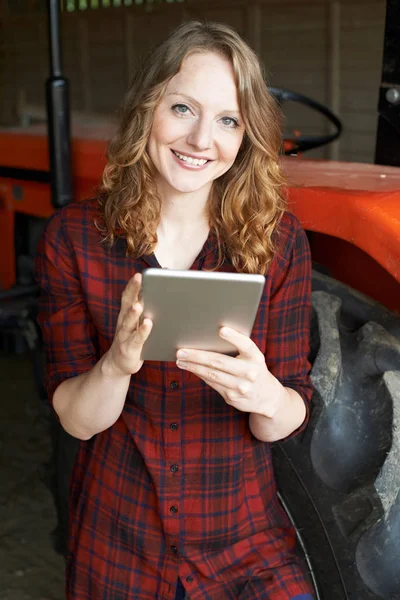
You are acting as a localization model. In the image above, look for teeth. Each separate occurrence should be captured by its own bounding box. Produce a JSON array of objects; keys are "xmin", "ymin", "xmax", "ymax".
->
[{"xmin": 174, "ymin": 151, "xmax": 208, "ymax": 166}]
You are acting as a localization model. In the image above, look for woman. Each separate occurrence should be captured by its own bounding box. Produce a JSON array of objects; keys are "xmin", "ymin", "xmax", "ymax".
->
[{"xmin": 35, "ymin": 20, "xmax": 314, "ymax": 600}]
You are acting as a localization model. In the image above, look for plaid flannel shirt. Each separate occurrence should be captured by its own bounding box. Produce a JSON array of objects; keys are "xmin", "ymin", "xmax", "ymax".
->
[{"xmin": 35, "ymin": 198, "xmax": 314, "ymax": 600}]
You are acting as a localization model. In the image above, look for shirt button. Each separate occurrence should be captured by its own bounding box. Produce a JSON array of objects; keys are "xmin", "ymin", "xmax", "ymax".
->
[
  {"xmin": 170, "ymin": 422, "xmax": 178, "ymax": 431},
  {"xmin": 170, "ymin": 381, "xmax": 179, "ymax": 390},
  {"xmin": 186, "ymin": 576, "xmax": 194, "ymax": 583},
  {"xmin": 170, "ymin": 464, "xmax": 179, "ymax": 473},
  {"xmin": 170, "ymin": 545, "xmax": 178, "ymax": 554},
  {"xmin": 170, "ymin": 505, "xmax": 178, "ymax": 514}
]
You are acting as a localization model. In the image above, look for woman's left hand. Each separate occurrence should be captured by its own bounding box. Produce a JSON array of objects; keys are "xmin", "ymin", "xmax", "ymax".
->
[{"xmin": 176, "ymin": 327, "xmax": 284, "ymax": 418}]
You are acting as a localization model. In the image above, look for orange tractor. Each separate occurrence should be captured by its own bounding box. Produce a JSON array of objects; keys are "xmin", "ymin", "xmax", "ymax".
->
[{"xmin": 0, "ymin": 1, "xmax": 399, "ymax": 599}]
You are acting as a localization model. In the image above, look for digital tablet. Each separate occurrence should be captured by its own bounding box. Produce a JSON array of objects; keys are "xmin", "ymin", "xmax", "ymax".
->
[{"xmin": 140, "ymin": 268, "xmax": 265, "ymax": 361}]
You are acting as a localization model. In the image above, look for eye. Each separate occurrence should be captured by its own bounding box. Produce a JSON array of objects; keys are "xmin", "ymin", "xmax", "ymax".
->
[
  {"xmin": 172, "ymin": 103, "xmax": 192, "ymax": 116},
  {"xmin": 220, "ymin": 116, "xmax": 239, "ymax": 129}
]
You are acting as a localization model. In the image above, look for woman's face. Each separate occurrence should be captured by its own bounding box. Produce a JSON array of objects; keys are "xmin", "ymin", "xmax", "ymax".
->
[{"xmin": 147, "ymin": 51, "xmax": 245, "ymax": 197}]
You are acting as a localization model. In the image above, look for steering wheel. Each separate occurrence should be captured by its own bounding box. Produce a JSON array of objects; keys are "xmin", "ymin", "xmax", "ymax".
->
[{"xmin": 268, "ymin": 87, "xmax": 343, "ymax": 155}]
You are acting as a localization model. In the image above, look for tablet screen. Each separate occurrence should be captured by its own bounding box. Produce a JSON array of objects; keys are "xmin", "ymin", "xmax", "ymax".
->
[{"xmin": 140, "ymin": 269, "xmax": 265, "ymax": 361}]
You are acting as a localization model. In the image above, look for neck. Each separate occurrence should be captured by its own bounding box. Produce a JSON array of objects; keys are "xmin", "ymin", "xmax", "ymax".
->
[{"xmin": 156, "ymin": 177, "xmax": 212, "ymax": 232}]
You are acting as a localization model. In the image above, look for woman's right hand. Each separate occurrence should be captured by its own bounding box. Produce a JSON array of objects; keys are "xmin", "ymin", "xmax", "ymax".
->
[{"xmin": 105, "ymin": 273, "xmax": 153, "ymax": 377}]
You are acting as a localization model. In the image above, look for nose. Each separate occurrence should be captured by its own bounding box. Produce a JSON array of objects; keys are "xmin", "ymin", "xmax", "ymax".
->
[{"xmin": 186, "ymin": 116, "xmax": 213, "ymax": 151}]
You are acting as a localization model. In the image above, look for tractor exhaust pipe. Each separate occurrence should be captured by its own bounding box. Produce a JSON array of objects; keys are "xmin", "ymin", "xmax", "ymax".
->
[{"xmin": 46, "ymin": 0, "xmax": 73, "ymax": 208}]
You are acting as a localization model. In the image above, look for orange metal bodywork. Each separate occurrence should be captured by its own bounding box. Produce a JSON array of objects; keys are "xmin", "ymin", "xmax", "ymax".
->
[
  {"xmin": 0, "ymin": 124, "xmax": 399, "ymax": 312},
  {"xmin": 284, "ymin": 159, "xmax": 400, "ymax": 312}
]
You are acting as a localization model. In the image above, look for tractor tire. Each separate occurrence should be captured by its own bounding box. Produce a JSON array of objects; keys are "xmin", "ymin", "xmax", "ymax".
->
[{"xmin": 273, "ymin": 270, "xmax": 400, "ymax": 600}]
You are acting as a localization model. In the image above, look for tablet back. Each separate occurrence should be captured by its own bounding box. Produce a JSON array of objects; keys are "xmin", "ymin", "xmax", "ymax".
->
[{"xmin": 140, "ymin": 269, "xmax": 265, "ymax": 361}]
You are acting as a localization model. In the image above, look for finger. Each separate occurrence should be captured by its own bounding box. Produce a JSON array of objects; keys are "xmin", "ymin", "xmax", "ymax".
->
[
  {"xmin": 187, "ymin": 371, "xmax": 230, "ymax": 398},
  {"xmin": 176, "ymin": 349, "xmax": 257, "ymax": 382},
  {"xmin": 176, "ymin": 359, "xmax": 252, "ymax": 395},
  {"xmin": 200, "ymin": 378, "xmax": 227, "ymax": 397},
  {"xmin": 120, "ymin": 274, "xmax": 142, "ymax": 311},
  {"xmin": 119, "ymin": 302, "xmax": 143, "ymax": 335},
  {"xmin": 128, "ymin": 317, "xmax": 153, "ymax": 349},
  {"xmin": 219, "ymin": 327, "xmax": 261, "ymax": 360},
  {"xmin": 198, "ymin": 377, "xmax": 246, "ymax": 407},
  {"xmin": 117, "ymin": 274, "xmax": 142, "ymax": 327}
]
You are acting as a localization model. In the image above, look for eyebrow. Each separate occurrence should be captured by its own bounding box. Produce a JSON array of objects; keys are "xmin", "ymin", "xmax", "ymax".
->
[{"xmin": 167, "ymin": 91, "xmax": 241, "ymax": 116}]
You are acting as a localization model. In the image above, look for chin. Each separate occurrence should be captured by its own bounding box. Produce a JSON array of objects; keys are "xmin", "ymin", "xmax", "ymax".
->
[
  {"xmin": 167, "ymin": 177, "xmax": 210, "ymax": 194},
  {"xmin": 177, "ymin": 184, "xmax": 207, "ymax": 193}
]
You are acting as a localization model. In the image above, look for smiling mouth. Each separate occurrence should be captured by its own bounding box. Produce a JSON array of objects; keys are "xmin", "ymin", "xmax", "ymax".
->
[{"xmin": 172, "ymin": 150, "xmax": 210, "ymax": 167}]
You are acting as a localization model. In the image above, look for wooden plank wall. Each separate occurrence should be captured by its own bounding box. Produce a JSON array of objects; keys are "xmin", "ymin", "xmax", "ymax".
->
[
  {"xmin": 340, "ymin": 2, "xmax": 386, "ymax": 162},
  {"xmin": 0, "ymin": 0, "xmax": 386, "ymax": 163}
]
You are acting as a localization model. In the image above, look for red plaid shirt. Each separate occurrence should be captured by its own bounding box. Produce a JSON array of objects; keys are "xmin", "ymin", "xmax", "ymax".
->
[{"xmin": 35, "ymin": 198, "xmax": 314, "ymax": 600}]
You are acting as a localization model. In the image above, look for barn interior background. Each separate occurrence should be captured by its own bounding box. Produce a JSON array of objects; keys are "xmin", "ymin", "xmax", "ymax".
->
[{"xmin": 0, "ymin": 0, "xmax": 386, "ymax": 163}]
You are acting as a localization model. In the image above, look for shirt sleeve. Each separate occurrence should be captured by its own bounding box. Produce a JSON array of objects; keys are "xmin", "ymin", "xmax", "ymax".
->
[
  {"xmin": 34, "ymin": 209, "xmax": 99, "ymax": 404},
  {"xmin": 265, "ymin": 218, "xmax": 313, "ymax": 440}
]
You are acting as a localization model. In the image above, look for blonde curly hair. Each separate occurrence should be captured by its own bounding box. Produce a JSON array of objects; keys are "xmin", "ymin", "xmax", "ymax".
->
[{"xmin": 100, "ymin": 20, "xmax": 286, "ymax": 274}]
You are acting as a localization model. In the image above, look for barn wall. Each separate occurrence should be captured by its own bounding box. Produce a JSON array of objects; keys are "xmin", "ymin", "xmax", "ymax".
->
[{"xmin": 0, "ymin": 0, "xmax": 386, "ymax": 163}]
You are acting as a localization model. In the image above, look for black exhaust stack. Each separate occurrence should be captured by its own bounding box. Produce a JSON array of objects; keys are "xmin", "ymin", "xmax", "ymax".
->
[
  {"xmin": 375, "ymin": 0, "xmax": 400, "ymax": 166},
  {"xmin": 46, "ymin": 0, "xmax": 73, "ymax": 208}
]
